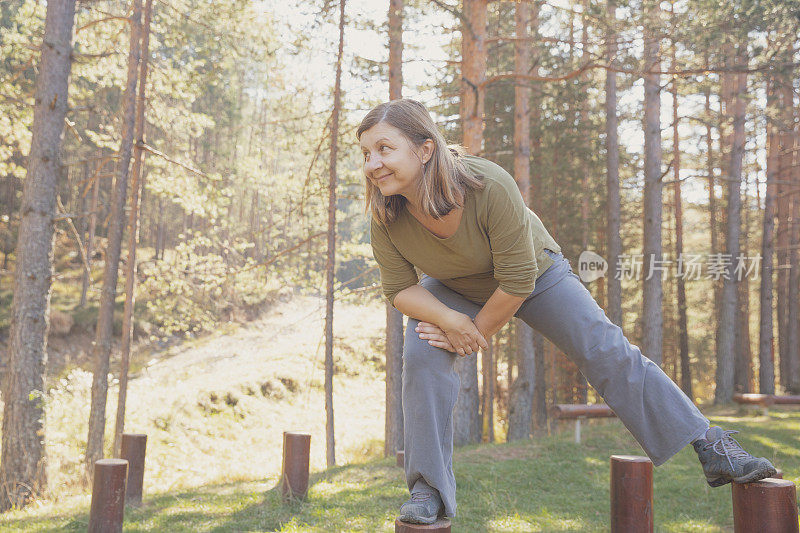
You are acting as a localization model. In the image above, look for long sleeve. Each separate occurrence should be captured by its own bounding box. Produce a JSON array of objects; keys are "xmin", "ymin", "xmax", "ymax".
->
[
  {"xmin": 370, "ymin": 216, "xmax": 419, "ymax": 307},
  {"xmin": 483, "ymin": 173, "xmax": 539, "ymax": 297}
]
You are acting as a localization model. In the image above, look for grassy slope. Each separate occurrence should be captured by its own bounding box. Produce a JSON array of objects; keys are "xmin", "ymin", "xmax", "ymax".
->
[{"xmin": 3, "ymin": 408, "xmax": 799, "ymax": 532}]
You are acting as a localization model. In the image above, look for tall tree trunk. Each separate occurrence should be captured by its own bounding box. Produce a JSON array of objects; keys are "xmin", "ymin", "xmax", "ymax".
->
[
  {"xmin": 324, "ymin": 0, "xmax": 346, "ymax": 467},
  {"xmin": 669, "ymin": 3, "xmax": 691, "ymax": 397},
  {"xmin": 460, "ymin": 0, "xmax": 487, "ymax": 155},
  {"xmin": 454, "ymin": 0, "xmax": 486, "ymax": 445},
  {"xmin": 481, "ymin": 341, "xmax": 494, "ymax": 442},
  {"xmin": 642, "ymin": 4, "xmax": 663, "ymax": 366},
  {"xmin": 0, "ymin": 0, "xmax": 76, "ymax": 511},
  {"xmin": 533, "ymin": 332, "xmax": 547, "ymax": 434},
  {"xmin": 507, "ymin": 0, "xmax": 535, "ymax": 442},
  {"xmin": 508, "ymin": 319, "xmax": 534, "ymax": 440},
  {"xmin": 705, "ymin": 57, "xmax": 721, "ymax": 361},
  {"xmin": 574, "ymin": 0, "xmax": 590, "ymax": 403},
  {"xmin": 113, "ymin": 0, "xmax": 153, "ymax": 458},
  {"xmin": 80, "ymin": 152, "xmax": 101, "ymax": 308},
  {"xmin": 776, "ymin": 74, "xmax": 792, "ymax": 392},
  {"xmin": 384, "ymin": 0, "xmax": 404, "ymax": 459},
  {"xmin": 86, "ymin": 0, "xmax": 143, "ymax": 473},
  {"xmin": 759, "ymin": 70, "xmax": 778, "ymax": 395},
  {"xmin": 786, "ymin": 91, "xmax": 800, "ymax": 393},
  {"xmin": 525, "ymin": 0, "xmax": 548, "ymax": 435},
  {"xmin": 605, "ymin": 0, "xmax": 622, "ymax": 327},
  {"xmin": 715, "ymin": 40, "xmax": 748, "ymax": 404},
  {"xmin": 453, "ymin": 355, "xmax": 481, "ymax": 445},
  {"xmin": 735, "ymin": 171, "xmax": 753, "ymax": 393}
]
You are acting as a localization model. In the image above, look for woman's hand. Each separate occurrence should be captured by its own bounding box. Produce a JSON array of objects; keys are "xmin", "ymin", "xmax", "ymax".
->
[
  {"xmin": 416, "ymin": 322, "xmax": 456, "ymax": 352},
  {"xmin": 418, "ymin": 311, "xmax": 489, "ymax": 357}
]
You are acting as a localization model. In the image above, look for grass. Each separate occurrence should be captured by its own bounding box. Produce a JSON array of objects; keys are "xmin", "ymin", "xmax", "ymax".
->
[{"xmin": 3, "ymin": 407, "xmax": 799, "ymax": 532}]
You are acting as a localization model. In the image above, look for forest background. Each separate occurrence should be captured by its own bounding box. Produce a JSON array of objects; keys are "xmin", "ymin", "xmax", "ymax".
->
[{"xmin": 1, "ymin": 0, "xmax": 799, "ymax": 514}]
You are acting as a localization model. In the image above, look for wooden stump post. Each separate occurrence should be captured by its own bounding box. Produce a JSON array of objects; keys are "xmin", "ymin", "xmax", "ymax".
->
[
  {"xmin": 397, "ymin": 450, "xmax": 405, "ymax": 468},
  {"xmin": 88, "ymin": 459, "xmax": 128, "ymax": 533},
  {"xmin": 395, "ymin": 518, "xmax": 451, "ymax": 532},
  {"xmin": 120, "ymin": 433, "xmax": 147, "ymax": 506},
  {"xmin": 732, "ymin": 478, "xmax": 798, "ymax": 533},
  {"xmin": 610, "ymin": 455, "xmax": 653, "ymax": 533},
  {"xmin": 281, "ymin": 431, "xmax": 311, "ymax": 502}
]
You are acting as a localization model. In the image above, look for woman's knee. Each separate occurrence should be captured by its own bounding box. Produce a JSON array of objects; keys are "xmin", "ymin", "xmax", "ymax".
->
[
  {"xmin": 579, "ymin": 321, "xmax": 653, "ymax": 397},
  {"xmin": 403, "ymin": 318, "xmax": 454, "ymax": 376}
]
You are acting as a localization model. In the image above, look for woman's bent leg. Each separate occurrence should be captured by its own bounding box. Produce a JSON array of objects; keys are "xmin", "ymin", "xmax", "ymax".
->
[
  {"xmin": 402, "ymin": 275, "xmax": 481, "ymax": 519},
  {"xmin": 514, "ymin": 268, "xmax": 710, "ymax": 466}
]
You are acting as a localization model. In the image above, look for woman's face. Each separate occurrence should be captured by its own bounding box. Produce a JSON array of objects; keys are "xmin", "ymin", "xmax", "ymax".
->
[{"xmin": 359, "ymin": 122, "xmax": 431, "ymax": 200}]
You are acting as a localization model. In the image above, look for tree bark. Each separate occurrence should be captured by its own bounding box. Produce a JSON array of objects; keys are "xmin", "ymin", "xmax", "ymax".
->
[
  {"xmin": 453, "ymin": 355, "xmax": 481, "ymax": 445},
  {"xmin": 113, "ymin": 0, "xmax": 153, "ymax": 458},
  {"xmin": 533, "ymin": 332, "xmax": 547, "ymax": 434},
  {"xmin": 508, "ymin": 319, "xmax": 535, "ymax": 441},
  {"xmin": 460, "ymin": 0, "xmax": 487, "ymax": 155},
  {"xmin": 785, "ymin": 84, "xmax": 800, "ymax": 393},
  {"xmin": 759, "ymin": 71, "xmax": 778, "ymax": 395},
  {"xmin": 776, "ymin": 75, "xmax": 791, "ymax": 392},
  {"xmin": 605, "ymin": 0, "xmax": 622, "ymax": 327},
  {"xmin": 453, "ymin": 0, "xmax": 486, "ymax": 445},
  {"xmin": 575, "ymin": 0, "xmax": 590, "ymax": 403},
  {"xmin": 80, "ymin": 152, "xmax": 101, "ymax": 308},
  {"xmin": 705, "ymin": 56, "xmax": 721, "ymax": 362},
  {"xmin": 384, "ymin": 0, "xmax": 404, "ymax": 459},
  {"xmin": 0, "ymin": 0, "xmax": 76, "ymax": 511},
  {"xmin": 734, "ymin": 172, "xmax": 753, "ymax": 393},
  {"xmin": 480, "ymin": 340, "xmax": 494, "ymax": 442},
  {"xmin": 715, "ymin": 40, "xmax": 747, "ymax": 404},
  {"xmin": 507, "ymin": 0, "xmax": 535, "ymax": 443},
  {"xmin": 642, "ymin": 3, "xmax": 663, "ymax": 366},
  {"xmin": 669, "ymin": 3, "xmax": 691, "ymax": 397},
  {"xmin": 324, "ymin": 0, "xmax": 346, "ymax": 467},
  {"xmin": 86, "ymin": 0, "xmax": 142, "ymax": 474}
]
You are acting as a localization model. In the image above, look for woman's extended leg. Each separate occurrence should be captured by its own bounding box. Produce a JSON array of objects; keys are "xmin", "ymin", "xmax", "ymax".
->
[
  {"xmin": 401, "ymin": 275, "xmax": 481, "ymax": 519},
  {"xmin": 514, "ymin": 253, "xmax": 710, "ymax": 466}
]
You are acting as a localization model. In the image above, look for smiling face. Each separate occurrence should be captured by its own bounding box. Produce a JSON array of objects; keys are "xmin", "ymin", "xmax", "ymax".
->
[{"xmin": 359, "ymin": 121, "xmax": 433, "ymax": 202}]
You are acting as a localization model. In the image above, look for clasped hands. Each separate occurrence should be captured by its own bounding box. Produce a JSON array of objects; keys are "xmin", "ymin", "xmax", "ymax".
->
[{"xmin": 415, "ymin": 310, "xmax": 489, "ymax": 357}]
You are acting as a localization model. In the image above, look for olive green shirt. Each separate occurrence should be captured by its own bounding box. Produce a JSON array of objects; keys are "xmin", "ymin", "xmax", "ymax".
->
[{"xmin": 370, "ymin": 154, "xmax": 562, "ymax": 307}]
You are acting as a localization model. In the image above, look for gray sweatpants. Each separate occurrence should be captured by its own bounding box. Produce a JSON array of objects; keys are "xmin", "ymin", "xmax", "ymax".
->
[{"xmin": 401, "ymin": 249, "xmax": 710, "ymax": 518}]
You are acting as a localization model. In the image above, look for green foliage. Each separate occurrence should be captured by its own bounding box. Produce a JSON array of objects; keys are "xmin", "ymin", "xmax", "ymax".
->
[{"xmin": 139, "ymin": 233, "xmax": 281, "ymax": 335}]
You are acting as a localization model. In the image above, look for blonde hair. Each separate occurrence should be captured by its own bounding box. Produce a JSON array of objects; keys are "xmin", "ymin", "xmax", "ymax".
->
[{"xmin": 356, "ymin": 98, "xmax": 484, "ymax": 225}]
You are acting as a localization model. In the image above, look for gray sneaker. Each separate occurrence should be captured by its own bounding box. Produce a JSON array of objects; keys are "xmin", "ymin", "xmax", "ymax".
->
[
  {"xmin": 693, "ymin": 426, "xmax": 777, "ymax": 487},
  {"xmin": 398, "ymin": 489, "xmax": 444, "ymax": 525}
]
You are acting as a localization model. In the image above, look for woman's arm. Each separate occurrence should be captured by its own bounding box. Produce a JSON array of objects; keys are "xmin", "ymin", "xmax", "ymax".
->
[
  {"xmin": 418, "ymin": 286, "xmax": 525, "ymax": 353},
  {"xmin": 394, "ymin": 285, "xmax": 489, "ymax": 356},
  {"xmin": 472, "ymin": 286, "xmax": 526, "ymax": 340}
]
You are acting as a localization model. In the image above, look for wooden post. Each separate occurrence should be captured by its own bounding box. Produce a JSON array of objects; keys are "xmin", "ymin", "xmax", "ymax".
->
[
  {"xmin": 395, "ymin": 518, "xmax": 451, "ymax": 532},
  {"xmin": 120, "ymin": 433, "xmax": 147, "ymax": 506},
  {"xmin": 732, "ymin": 478, "xmax": 798, "ymax": 533},
  {"xmin": 281, "ymin": 431, "xmax": 311, "ymax": 501},
  {"xmin": 610, "ymin": 455, "xmax": 653, "ymax": 533},
  {"xmin": 397, "ymin": 449, "xmax": 405, "ymax": 468},
  {"xmin": 88, "ymin": 459, "xmax": 128, "ymax": 533}
]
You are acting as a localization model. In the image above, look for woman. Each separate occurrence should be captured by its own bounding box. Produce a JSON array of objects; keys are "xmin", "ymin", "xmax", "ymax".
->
[{"xmin": 358, "ymin": 98, "xmax": 776, "ymax": 525}]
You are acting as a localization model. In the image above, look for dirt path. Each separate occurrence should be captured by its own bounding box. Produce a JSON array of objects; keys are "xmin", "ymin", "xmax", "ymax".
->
[{"xmin": 46, "ymin": 294, "xmax": 392, "ymax": 496}]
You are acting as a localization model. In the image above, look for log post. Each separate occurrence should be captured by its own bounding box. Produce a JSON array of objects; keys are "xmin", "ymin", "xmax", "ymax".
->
[
  {"xmin": 610, "ymin": 455, "xmax": 653, "ymax": 533},
  {"xmin": 732, "ymin": 478, "xmax": 798, "ymax": 532},
  {"xmin": 120, "ymin": 433, "xmax": 147, "ymax": 506},
  {"xmin": 281, "ymin": 431, "xmax": 311, "ymax": 501},
  {"xmin": 88, "ymin": 459, "xmax": 128, "ymax": 533}
]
